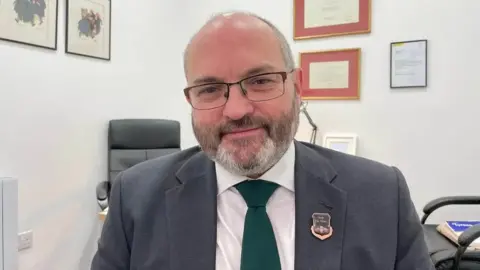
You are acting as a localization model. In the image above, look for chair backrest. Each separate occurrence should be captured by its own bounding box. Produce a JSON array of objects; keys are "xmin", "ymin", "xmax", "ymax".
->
[{"xmin": 108, "ymin": 119, "xmax": 181, "ymax": 185}]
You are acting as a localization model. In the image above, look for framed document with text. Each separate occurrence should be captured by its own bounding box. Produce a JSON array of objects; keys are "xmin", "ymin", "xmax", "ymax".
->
[
  {"xmin": 390, "ymin": 39, "xmax": 427, "ymax": 88},
  {"xmin": 293, "ymin": 0, "xmax": 370, "ymax": 40},
  {"xmin": 299, "ymin": 48, "xmax": 361, "ymax": 100}
]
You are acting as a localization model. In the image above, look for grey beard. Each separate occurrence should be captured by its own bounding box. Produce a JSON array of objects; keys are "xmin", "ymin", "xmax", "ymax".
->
[{"xmin": 193, "ymin": 96, "xmax": 300, "ymax": 177}]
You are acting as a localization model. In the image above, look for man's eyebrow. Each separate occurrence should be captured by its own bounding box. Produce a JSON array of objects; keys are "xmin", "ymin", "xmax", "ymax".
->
[
  {"xmin": 193, "ymin": 76, "xmax": 222, "ymax": 85},
  {"xmin": 240, "ymin": 64, "xmax": 276, "ymax": 78},
  {"xmin": 191, "ymin": 64, "xmax": 277, "ymax": 85}
]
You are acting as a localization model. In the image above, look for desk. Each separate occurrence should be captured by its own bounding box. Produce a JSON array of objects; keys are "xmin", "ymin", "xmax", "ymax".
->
[{"xmin": 98, "ymin": 209, "xmax": 108, "ymax": 221}]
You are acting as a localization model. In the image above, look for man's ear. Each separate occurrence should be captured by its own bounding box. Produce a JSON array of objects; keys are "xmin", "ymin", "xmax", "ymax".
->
[{"xmin": 293, "ymin": 68, "xmax": 303, "ymax": 97}]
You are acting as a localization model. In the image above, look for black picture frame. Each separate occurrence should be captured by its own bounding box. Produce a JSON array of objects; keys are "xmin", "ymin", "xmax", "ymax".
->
[
  {"xmin": 0, "ymin": 0, "xmax": 59, "ymax": 50},
  {"xmin": 65, "ymin": 0, "xmax": 111, "ymax": 60},
  {"xmin": 390, "ymin": 39, "xmax": 428, "ymax": 89}
]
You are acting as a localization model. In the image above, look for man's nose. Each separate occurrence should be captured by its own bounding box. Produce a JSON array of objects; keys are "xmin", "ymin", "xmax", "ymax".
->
[{"xmin": 222, "ymin": 85, "xmax": 254, "ymax": 120}]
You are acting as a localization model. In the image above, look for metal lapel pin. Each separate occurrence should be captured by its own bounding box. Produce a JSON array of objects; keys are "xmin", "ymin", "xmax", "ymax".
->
[{"xmin": 311, "ymin": 212, "xmax": 333, "ymax": 240}]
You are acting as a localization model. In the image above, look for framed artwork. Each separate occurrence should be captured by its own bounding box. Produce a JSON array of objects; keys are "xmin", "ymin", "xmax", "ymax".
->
[
  {"xmin": 299, "ymin": 48, "xmax": 361, "ymax": 100},
  {"xmin": 322, "ymin": 133, "xmax": 357, "ymax": 155},
  {"xmin": 0, "ymin": 0, "xmax": 58, "ymax": 49},
  {"xmin": 293, "ymin": 0, "xmax": 371, "ymax": 40},
  {"xmin": 65, "ymin": 0, "xmax": 111, "ymax": 60},
  {"xmin": 390, "ymin": 39, "xmax": 428, "ymax": 88}
]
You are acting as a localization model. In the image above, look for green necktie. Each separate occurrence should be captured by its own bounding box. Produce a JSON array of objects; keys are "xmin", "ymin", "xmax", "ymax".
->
[{"xmin": 235, "ymin": 180, "xmax": 281, "ymax": 270}]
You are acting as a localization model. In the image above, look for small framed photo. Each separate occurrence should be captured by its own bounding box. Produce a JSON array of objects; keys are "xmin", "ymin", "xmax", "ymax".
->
[
  {"xmin": 390, "ymin": 39, "xmax": 428, "ymax": 88},
  {"xmin": 0, "ymin": 0, "xmax": 58, "ymax": 50},
  {"xmin": 299, "ymin": 48, "xmax": 361, "ymax": 100},
  {"xmin": 322, "ymin": 133, "xmax": 357, "ymax": 155},
  {"xmin": 65, "ymin": 0, "xmax": 111, "ymax": 60}
]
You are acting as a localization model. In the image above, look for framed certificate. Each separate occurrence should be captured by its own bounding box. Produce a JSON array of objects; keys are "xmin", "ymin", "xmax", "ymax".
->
[
  {"xmin": 293, "ymin": 0, "xmax": 371, "ymax": 40},
  {"xmin": 390, "ymin": 39, "xmax": 428, "ymax": 88},
  {"xmin": 299, "ymin": 48, "xmax": 361, "ymax": 100}
]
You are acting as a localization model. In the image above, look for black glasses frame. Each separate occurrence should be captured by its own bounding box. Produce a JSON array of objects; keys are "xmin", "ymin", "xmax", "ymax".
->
[{"xmin": 183, "ymin": 71, "xmax": 293, "ymax": 110}]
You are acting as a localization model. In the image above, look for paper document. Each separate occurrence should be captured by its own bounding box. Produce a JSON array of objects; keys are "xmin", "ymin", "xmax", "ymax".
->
[
  {"xmin": 304, "ymin": 0, "xmax": 360, "ymax": 28},
  {"xmin": 309, "ymin": 61, "xmax": 349, "ymax": 89},
  {"xmin": 391, "ymin": 41, "xmax": 427, "ymax": 87}
]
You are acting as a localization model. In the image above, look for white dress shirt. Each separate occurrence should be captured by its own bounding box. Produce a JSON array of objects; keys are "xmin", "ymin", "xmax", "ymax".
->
[{"xmin": 215, "ymin": 142, "xmax": 296, "ymax": 270}]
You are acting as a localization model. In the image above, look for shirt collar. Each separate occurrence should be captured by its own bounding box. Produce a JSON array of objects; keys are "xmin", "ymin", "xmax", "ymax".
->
[{"xmin": 215, "ymin": 141, "xmax": 296, "ymax": 195}]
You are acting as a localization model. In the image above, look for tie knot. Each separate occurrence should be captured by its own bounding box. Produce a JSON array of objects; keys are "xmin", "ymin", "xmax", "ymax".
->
[{"xmin": 235, "ymin": 180, "xmax": 279, "ymax": 207}]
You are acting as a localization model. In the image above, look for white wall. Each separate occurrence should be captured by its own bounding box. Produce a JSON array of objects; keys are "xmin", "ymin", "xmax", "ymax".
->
[
  {"xmin": 0, "ymin": 0, "xmax": 195, "ymax": 269},
  {"xmin": 0, "ymin": 0, "xmax": 479, "ymax": 269}
]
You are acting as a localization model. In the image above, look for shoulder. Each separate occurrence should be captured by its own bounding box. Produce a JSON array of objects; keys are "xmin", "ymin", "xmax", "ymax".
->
[
  {"xmin": 297, "ymin": 141, "xmax": 411, "ymax": 218},
  {"xmin": 296, "ymin": 141, "xmax": 403, "ymax": 189},
  {"xmin": 115, "ymin": 146, "xmax": 203, "ymax": 203}
]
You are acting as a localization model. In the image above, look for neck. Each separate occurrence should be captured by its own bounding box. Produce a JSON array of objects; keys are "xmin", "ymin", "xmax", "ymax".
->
[
  {"xmin": 246, "ymin": 164, "xmax": 275, "ymax": 179},
  {"xmin": 246, "ymin": 173, "xmax": 263, "ymax": 179}
]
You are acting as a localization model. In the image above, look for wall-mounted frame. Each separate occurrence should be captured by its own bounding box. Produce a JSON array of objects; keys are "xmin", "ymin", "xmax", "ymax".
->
[
  {"xmin": 390, "ymin": 39, "xmax": 428, "ymax": 88},
  {"xmin": 322, "ymin": 133, "xmax": 357, "ymax": 155},
  {"xmin": 0, "ymin": 0, "xmax": 58, "ymax": 50},
  {"xmin": 299, "ymin": 48, "xmax": 361, "ymax": 100},
  {"xmin": 65, "ymin": 0, "xmax": 111, "ymax": 60},
  {"xmin": 293, "ymin": 0, "xmax": 371, "ymax": 40}
]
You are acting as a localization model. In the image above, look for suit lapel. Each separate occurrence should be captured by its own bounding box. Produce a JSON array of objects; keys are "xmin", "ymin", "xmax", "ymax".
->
[
  {"xmin": 293, "ymin": 141, "xmax": 347, "ymax": 270},
  {"xmin": 165, "ymin": 151, "xmax": 217, "ymax": 270}
]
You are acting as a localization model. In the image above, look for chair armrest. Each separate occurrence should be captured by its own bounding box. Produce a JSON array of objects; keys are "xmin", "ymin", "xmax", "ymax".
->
[
  {"xmin": 96, "ymin": 181, "xmax": 111, "ymax": 211},
  {"xmin": 421, "ymin": 196, "xmax": 480, "ymax": 223},
  {"xmin": 452, "ymin": 224, "xmax": 480, "ymax": 270},
  {"xmin": 424, "ymin": 196, "xmax": 480, "ymax": 214},
  {"xmin": 458, "ymin": 224, "xmax": 480, "ymax": 248}
]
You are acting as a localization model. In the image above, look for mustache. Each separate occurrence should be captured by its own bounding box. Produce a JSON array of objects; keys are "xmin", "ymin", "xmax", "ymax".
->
[{"xmin": 218, "ymin": 116, "xmax": 270, "ymax": 135}]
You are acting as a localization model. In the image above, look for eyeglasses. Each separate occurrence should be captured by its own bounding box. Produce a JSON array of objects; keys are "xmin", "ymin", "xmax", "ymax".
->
[{"xmin": 184, "ymin": 71, "xmax": 292, "ymax": 110}]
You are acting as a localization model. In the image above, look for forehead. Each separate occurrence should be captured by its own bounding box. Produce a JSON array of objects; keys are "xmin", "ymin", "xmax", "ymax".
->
[{"xmin": 185, "ymin": 16, "xmax": 285, "ymax": 83}]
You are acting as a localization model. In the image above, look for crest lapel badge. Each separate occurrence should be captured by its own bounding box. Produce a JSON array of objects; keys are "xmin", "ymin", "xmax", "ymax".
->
[{"xmin": 311, "ymin": 213, "xmax": 333, "ymax": 240}]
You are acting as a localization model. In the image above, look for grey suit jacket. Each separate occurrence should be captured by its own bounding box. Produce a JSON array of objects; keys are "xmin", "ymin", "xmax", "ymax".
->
[{"xmin": 91, "ymin": 140, "xmax": 435, "ymax": 270}]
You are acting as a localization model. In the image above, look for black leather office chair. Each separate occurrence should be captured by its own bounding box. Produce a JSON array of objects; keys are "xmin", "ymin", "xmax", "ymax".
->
[
  {"xmin": 95, "ymin": 119, "xmax": 181, "ymax": 210},
  {"xmin": 421, "ymin": 196, "xmax": 480, "ymax": 270}
]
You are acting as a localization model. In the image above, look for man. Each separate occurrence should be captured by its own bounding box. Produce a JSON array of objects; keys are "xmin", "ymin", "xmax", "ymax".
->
[{"xmin": 91, "ymin": 11, "xmax": 435, "ymax": 270}]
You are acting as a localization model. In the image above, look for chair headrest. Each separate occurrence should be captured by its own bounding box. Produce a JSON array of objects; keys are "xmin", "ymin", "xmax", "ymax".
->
[{"xmin": 109, "ymin": 119, "xmax": 180, "ymax": 149}]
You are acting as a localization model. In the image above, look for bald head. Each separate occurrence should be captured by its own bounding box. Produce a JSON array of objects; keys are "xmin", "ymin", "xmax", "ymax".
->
[{"xmin": 183, "ymin": 11, "xmax": 295, "ymax": 77}]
